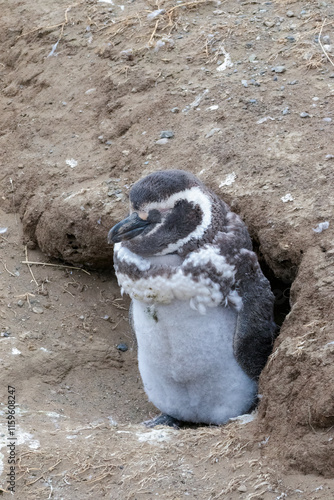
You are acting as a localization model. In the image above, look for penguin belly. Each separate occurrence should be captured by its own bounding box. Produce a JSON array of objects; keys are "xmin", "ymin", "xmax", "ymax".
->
[{"xmin": 132, "ymin": 299, "xmax": 257, "ymax": 425}]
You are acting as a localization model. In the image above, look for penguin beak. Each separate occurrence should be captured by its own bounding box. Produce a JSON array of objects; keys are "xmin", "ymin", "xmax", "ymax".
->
[{"xmin": 108, "ymin": 212, "xmax": 151, "ymax": 244}]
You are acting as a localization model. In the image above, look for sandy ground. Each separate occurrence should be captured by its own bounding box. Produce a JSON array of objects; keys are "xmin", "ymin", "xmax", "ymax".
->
[{"xmin": 0, "ymin": 0, "xmax": 334, "ymax": 498}]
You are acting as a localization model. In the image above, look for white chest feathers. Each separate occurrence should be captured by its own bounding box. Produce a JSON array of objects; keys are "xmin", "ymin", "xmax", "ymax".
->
[
  {"xmin": 114, "ymin": 244, "xmax": 242, "ymax": 314},
  {"xmin": 132, "ymin": 299, "xmax": 257, "ymax": 424}
]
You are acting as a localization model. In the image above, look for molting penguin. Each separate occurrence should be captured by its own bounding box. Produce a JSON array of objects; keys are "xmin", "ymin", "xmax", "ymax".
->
[{"xmin": 108, "ymin": 170, "xmax": 275, "ymax": 427}]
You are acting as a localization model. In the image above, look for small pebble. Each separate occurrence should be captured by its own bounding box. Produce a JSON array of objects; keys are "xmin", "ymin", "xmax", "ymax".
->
[
  {"xmin": 156, "ymin": 138, "xmax": 169, "ymax": 145},
  {"xmin": 241, "ymin": 79, "xmax": 248, "ymax": 87},
  {"xmin": 26, "ymin": 240, "xmax": 36, "ymax": 250},
  {"xmin": 238, "ymin": 484, "xmax": 247, "ymax": 493},
  {"xmin": 322, "ymin": 35, "xmax": 331, "ymax": 44},
  {"xmin": 272, "ymin": 66, "xmax": 286, "ymax": 73},
  {"xmin": 120, "ymin": 49, "xmax": 133, "ymax": 60},
  {"xmin": 288, "ymin": 80, "xmax": 298, "ymax": 85},
  {"xmin": 117, "ymin": 343, "xmax": 128, "ymax": 352},
  {"xmin": 160, "ymin": 130, "xmax": 174, "ymax": 139},
  {"xmin": 32, "ymin": 306, "xmax": 44, "ymax": 314},
  {"xmin": 207, "ymin": 104, "xmax": 219, "ymax": 111},
  {"xmin": 286, "ymin": 10, "xmax": 295, "ymax": 17},
  {"xmin": 205, "ymin": 128, "xmax": 221, "ymax": 138},
  {"xmin": 323, "ymin": 117, "xmax": 332, "ymax": 122},
  {"xmin": 250, "ymin": 79, "xmax": 260, "ymax": 87},
  {"xmin": 281, "ymin": 193, "xmax": 294, "ymax": 203},
  {"xmin": 282, "ymin": 107, "xmax": 290, "ymax": 115},
  {"xmin": 300, "ymin": 112, "xmax": 310, "ymax": 118},
  {"xmin": 248, "ymin": 99, "xmax": 257, "ymax": 104},
  {"xmin": 286, "ymin": 36, "xmax": 295, "ymax": 42},
  {"xmin": 171, "ymin": 107, "xmax": 179, "ymax": 113},
  {"xmin": 17, "ymin": 300, "xmax": 24, "ymax": 307}
]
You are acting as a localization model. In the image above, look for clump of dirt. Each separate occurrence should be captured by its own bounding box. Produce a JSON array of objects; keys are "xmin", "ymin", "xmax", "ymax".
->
[{"xmin": 0, "ymin": 0, "xmax": 334, "ymax": 498}]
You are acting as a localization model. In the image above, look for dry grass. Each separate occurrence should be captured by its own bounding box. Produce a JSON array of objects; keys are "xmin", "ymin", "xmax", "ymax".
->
[{"xmin": 16, "ymin": 420, "xmax": 272, "ymax": 498}]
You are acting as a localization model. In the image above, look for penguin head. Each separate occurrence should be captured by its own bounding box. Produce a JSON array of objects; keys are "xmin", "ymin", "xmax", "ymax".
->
[{"xmin": 108, "ymin": 170, "xmax": 214, "ymax": 257}]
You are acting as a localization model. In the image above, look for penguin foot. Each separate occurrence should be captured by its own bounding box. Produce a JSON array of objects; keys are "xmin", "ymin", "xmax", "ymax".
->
[{"xmin": 143, "ymin": 414, "xmax": 180, "ymax": 429}]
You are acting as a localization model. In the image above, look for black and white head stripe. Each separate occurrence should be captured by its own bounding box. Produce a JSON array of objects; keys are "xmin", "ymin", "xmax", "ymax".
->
[
  {"xmin": 110, "ymin": 170, "xmax": 218, "ymax": 257},
  {"xmin": 144, "ymin": 186, "xmax": 213, "ymax": 255},
  {"xmin": 130, "ymin": 170, "xmax": 196, "ymax": 210}
]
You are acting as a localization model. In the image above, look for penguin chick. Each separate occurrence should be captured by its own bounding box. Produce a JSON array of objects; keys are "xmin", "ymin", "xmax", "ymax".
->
[{"xmin": 108, "ymin": 170, "xmax": 275, "ymax": 426}]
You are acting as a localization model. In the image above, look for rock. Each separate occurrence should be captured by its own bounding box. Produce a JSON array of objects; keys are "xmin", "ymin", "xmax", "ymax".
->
[
  {"xmin": 241, "ymin": 79, "xmax": 248, "ymax": 87},
  {"xmin": 160, "ymin": 130, "xmax": 174, "ymax": 139},
  {"xmin": 120, "ymin": 49, "xmax": 133, "ymax": 60},
  {"xmin": 26, "ymin": 240, "xmax": 37, "ymax": 250},
  {"xmin": 17, "ymin": 300, "xmax": 24, "ymax": 307},
  {"xmin": 32, "ymin": 306, "xmax": 44, "ymax": 314},
  {"xmin": 272, "ymin": 66, "xmax": 286, "ymax": 73},
  {"xmin": 323, "ymin": 117, "xmax": 332, "ymax": 122},
  {"xmin": 171, "ymin": 107, "xmax": 179, "ymax": 113},
  {"xmin": 117, "ymin": 343, "xmax": 128, "ymax": 352},
  {"xmin": 205, "ymin": 128, "xmax": 221, "ymax": 138},
  {"xmin": 238, "ymin": 484, "xmax": 247, "ymax": 492},
  {"xmin": 282, "ymin": 107, "xmax": 290, "ymax": 115},
  {"xmin": 286, "ymin": 10, "xmax": 295, "ymax": 17},
  {"xmin": 300, "ymin": 112, "xmax": 310, "ymax": 118}
]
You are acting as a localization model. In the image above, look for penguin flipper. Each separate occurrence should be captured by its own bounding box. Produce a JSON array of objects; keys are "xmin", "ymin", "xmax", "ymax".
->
[{"xmin": 233, "ymin": 261, "xmax": 276, "ymax": 381}]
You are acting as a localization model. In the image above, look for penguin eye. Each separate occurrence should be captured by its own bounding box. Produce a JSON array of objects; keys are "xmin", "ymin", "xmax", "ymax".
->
[{"xmin": 147, "ymin": 209, "xmax": 162, "ymax": 223}]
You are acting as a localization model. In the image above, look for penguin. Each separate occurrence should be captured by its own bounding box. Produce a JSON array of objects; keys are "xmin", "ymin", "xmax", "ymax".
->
[{"xmin": 108, "ymin": 170, "xmax": 275, "ymax": 427}]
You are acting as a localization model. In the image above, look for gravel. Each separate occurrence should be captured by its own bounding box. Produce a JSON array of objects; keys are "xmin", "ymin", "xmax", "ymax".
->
[
  {"xmin": 272, "ymin": 66, "xmax": 286, "ymax": 73},
  {"xmin": 160, "ymin": 130, "xmax": 175, "ymax": 138},
  {"xmin": 117, "ymin": 343, "xmax": 128, "ymax": 352}
]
